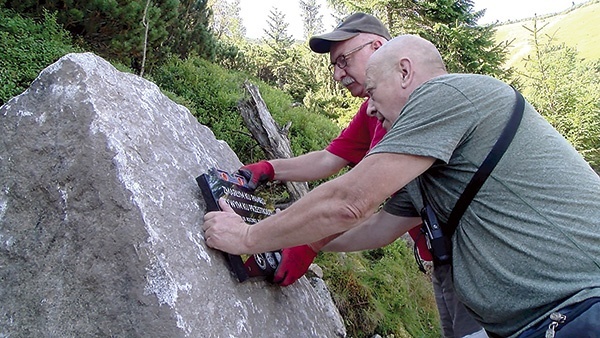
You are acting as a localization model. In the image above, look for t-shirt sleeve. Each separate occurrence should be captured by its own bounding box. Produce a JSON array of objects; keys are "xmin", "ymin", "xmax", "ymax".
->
[
  {"xmin": 326, "ymin": 100, "xmax": 386, "ymax": 165},
  {"xmin": 369, "ymin": 81, "xmax": 479, "ymax": 163},
  {"xmin": 383, "ymin": 188, "xmax": 420, "ymax": 217}
]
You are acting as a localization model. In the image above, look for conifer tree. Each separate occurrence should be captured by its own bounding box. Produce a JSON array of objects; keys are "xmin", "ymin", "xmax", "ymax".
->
[
  {"xmin": 209, "ymin": 0, "xmax": 246, "ymax": 41},
  {"xmin": 521, "ymin": 19, "xmax": 600, "ymax": 171},
  {"xmin": 263, "ymin": 7, "xmax": 295, "ymax": 49},
  {"xmin": 300, "ymin": 0, "xmax": 324, "ymax": 39},
  {"xmin": 324, "ymin": 0, "xmax": 509, "ymax": 78},
  {"xmin": 2, "ymin": 0, "xmax": 218, "ymax": 73}
]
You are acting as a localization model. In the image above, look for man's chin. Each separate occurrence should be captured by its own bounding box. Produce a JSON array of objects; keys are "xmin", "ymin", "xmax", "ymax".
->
[{"xmin": 345, "ymin": 84, "xmax": 365, "ymax": 98}]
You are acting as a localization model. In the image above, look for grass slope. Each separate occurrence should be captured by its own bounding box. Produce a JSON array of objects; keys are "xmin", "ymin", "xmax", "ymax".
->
[{"xmin": 494, "ymin": 1, "xmax": 600, "ymax": 70}]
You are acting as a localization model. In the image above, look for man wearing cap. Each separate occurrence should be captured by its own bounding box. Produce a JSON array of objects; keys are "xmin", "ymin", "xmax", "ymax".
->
[{"xmin": 235, "ymin": 13, "xmax": 486, "ymax": 338}]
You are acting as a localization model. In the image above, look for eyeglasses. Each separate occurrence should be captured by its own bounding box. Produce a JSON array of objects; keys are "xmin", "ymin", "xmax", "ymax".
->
[{"xmin": 329, "ymin": 40, "xmax": 374, "ymax": 73}]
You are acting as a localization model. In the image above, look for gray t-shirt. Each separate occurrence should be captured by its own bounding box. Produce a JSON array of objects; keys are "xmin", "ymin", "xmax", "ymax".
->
[{"xmin": 370, "ymin": 74, "xmax": 600, "ymax": 337}]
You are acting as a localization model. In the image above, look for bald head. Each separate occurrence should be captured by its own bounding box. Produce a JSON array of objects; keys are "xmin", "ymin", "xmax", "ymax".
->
[
  {"xmin": 364, "ymin": 35, "xmax": 447, "ymax": 130},
  {"xmin": 368, "ymin": 34, "xmax": 446, "ymax": 88}
]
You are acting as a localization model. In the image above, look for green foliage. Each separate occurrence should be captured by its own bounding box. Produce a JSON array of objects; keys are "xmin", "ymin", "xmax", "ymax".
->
[
  {"xmin": 520, "ymin": 20, "xmax": 600, "ymax": 171},
  {"xmin": 151, "ymin": 55, "xmax": 340, "ymax": 166},
  {"xmin": 304, "ymin": 87, "xmax": 364, "ymax": 127},
  {"xmin": 317, "ymin": 240, "xmax": 440, "ymax": 337},
  {"xmin": 418, "ymin": 20, "xmax": 512, "ymax": 79},
  {"xmin": 213, "ymin": 4, "xmax": 336, "ymax": 106},
  {"xmin": 3, "ymin": 0, "xmax": 217, "ymax": 74},
  {"xmin": 236, "ymin": 40, "xmax": 321, "ymax": 103},
  {"xmin": 209, "ymin": 2, "xmax": 343, "ymax": 119},
  {"xmin": 364, "ymin": 242, "xmax": 439, "ymax": 337},
  {"xmin": 275, "ymin": 45, "xmax": 320, "ymax": 103},
  {"xmin": 0, "ymin": 8, "xmax": 80, "ymax": 105},
  {"xmin": 275, "ymin": 104, "xmax": 341, "ymax": 157},
  {"xmin": 209, "ymin": 0, "xmax": 246, "ymax": 41},
  {"xmin": 151, "ymin": 56, "xmax": 255, "ymax": 160},
  {"xmin": 494, "ymin": 1, "xmax": 600, "ymax": 71},
  {"xmin": 208, "ymin": 0, "xmax": 251, "ymax": 71},
  {"xmin": 213, "ymin": 40, "xmax": 246, "ymax": 71},
  {"xmin": 167, "ymin": 0, "xmax": 217, "ymax": 61},
  {"xmin": 414, "ymin": 0, "xmax": 510, "ymax": 78},
  {"xmin": 263, "ymin": 7, "xmax": 295, "ymax": 48},
  {"xmin": 300, "ymin": 0, "xmax": 325, "ymax": 38},
  {"xmin": 325, "ymin": 0, "xmax": 510, "ymax": 78},
  {"xmin": 250, "ymin": 9, "xmax": 321, "ymax": 103},
  {"xmin": 320, "ymin": 252, "xmax": 384, "ymax": 336}
]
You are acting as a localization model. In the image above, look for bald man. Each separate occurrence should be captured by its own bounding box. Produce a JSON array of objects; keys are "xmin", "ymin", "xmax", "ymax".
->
[
  {"xmin": 203, "ymin": 35, "xmax": 600, "ymax": 337},
  {"xmin": 236, "ymin": 14, "xmax": 485, "ymax": 337}
]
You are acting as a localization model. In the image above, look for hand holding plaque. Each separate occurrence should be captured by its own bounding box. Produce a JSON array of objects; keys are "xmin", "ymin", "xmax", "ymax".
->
[
  {"xmin": 197, "ymin": 168, "xmax": 281, "ymax": 282},
  {"xmin": 203, "ymin": 198, "xmax": 252, "ymax": 253}
]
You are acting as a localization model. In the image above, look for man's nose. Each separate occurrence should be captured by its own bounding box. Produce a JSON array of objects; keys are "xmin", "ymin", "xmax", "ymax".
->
[
  {"xmin": 366, "ymin": 100, "xmax": 377, "ymax": 117},
  {"xmin": 332, "ymin": 66, "xmax": 345, "ymax": 82}
]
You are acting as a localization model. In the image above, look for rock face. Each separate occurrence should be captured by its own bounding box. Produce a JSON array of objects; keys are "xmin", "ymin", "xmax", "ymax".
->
[{"xmin": 0, "ymin": 53, "xmax": 346, "ymax": 337}]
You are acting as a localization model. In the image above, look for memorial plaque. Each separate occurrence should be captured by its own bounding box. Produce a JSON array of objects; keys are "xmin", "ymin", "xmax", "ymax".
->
[{"xmin": 196, "ymin": 168, "xmax": 281, "ymax": 282}]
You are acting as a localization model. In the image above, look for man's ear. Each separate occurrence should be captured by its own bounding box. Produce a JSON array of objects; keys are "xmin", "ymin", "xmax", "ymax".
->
[
  {"xmin": 398, "ymin": 58, "xmax": 411, "ymax": 88},
  {"xmin": 372, "ymin": 39, "xmax": 384, "ymax": 50}
]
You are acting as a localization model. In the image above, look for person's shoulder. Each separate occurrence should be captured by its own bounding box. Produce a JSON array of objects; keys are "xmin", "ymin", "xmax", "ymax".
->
[
  {"xmin": 420, "ymin": 74, "xmax": 506, "ymax": 98},
  {"xmin": 429, "ymin": 73, "xmax": 496, "ymax": 85}
]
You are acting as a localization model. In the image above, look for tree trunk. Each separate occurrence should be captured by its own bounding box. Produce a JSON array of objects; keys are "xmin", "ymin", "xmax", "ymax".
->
[{"xmin": 238, "ymin": 81, "xmax": 309, "ymax": 202}]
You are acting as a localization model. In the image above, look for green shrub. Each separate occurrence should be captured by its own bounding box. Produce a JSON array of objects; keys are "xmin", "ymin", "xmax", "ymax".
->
[
  {"xmin": 152, "ymin": 55, "xmax": 340, "ymax": 166},
  {"xmin": 258, "ymin": 85, "xmax": 341, "ymax": 158},
  {"xmin": 152, "ymin": 56, "xmax": 253, "ymax": 157},
  {"xmin": 520, "ymin": 24, "xmax": 600, "ymax": 172},
  {"xmin": 317, "ymin": 239, "xmax": 440, "ymax": 338},
  {"xmin": 320, "ymin": 252, "xmax": 384, "ymax": 337},
  {"xmin": 365, "ymin": 241, "xmax": 440, "ymax": 337},
  {"xmin": 0, "ymin": 9, "xmax": 80, "ymax": 105}
]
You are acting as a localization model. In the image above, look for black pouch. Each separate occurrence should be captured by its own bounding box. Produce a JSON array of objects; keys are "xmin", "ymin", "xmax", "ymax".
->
[{"xmin": 420, "ymin": 204, "xmax": 452, "ymax": 266}]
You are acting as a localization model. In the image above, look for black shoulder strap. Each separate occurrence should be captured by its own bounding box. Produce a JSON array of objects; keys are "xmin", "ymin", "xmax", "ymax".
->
[{"xmin": 443, "ymin": 87, "xmax": 525, "ymax": 237}]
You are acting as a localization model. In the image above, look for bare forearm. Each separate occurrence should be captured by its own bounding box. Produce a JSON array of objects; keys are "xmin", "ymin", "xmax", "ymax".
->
[
  {"xmin": 246, "ymin": 177, "xmax": 377, "ymax": 253},
  {"xmin": 203, "ymin": 153, "xmax": 435, "ymax": 256},
  {"xmin": 270, "ymin": 150, "xmax": 348, "ymax": 182},
  {"xmin": 308, "ymin": 233, "xmax": 343, "ymax": 252},
  {"xmin": 323, "ymin": 212, "xmax": 421, "ymax": 252},
  {"xmin": 245, "ymin": 153, "xmax": 434, "ymax": 254}
]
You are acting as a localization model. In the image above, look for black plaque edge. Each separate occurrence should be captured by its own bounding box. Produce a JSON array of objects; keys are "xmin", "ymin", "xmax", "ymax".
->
[{"xmin": 196, "ymin": 170, "xmax": 250, "ymax": 282}]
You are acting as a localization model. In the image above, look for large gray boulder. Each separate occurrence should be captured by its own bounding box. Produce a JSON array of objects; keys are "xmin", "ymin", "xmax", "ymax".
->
[{"xmin": 0, "ymin": 53, "xmax": 346, "ymax": 337}]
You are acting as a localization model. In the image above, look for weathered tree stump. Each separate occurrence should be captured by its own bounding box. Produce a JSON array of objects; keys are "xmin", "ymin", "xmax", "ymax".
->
[{"xmin": 238, "ymin": 81, "xmax": 309, "ymax": 202}]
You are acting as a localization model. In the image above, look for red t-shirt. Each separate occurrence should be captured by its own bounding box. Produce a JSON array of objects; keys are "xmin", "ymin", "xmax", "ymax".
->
[
  {"xmin": 326, "ymin": 100, "xmax": 386, "ymax": 165},
  {"xmin": 326, "ymin": 99, "xmax": 432, "ymax": 261}
]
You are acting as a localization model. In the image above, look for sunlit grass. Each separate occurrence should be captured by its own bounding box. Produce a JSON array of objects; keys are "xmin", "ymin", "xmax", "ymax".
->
[{"xmin": 494, "ymin": 1, "xmax": 600, "ymax": 70}]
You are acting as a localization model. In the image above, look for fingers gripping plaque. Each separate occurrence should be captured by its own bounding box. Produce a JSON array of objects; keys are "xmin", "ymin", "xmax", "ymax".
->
[{"xmin": 196, "ymin": 168, "xmax": 281, "ymax": 282}]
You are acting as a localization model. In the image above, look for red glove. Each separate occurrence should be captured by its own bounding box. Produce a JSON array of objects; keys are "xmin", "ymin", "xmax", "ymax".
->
[
  {"xmin": 272, "ymin": 244, "xmax": 318, "ymax": 286},
  {"xmin": 409, "ymin": 225, "xmax": 433, "ymax": 261},
  {"xmin": 237, "ymin": 160, "xmax": 275, "ymax": 190}
]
